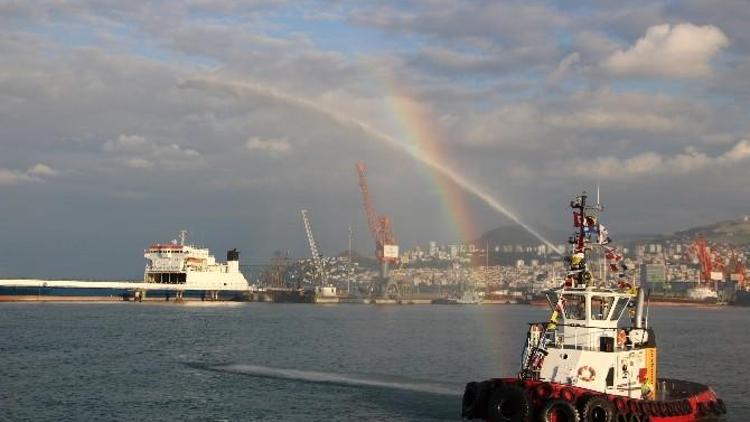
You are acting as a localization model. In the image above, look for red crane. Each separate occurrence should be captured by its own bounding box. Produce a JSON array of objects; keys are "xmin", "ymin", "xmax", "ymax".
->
[
  {"xmin": 737, "ymin": 261, "xmax": 747, "ymax": 288},
  {"xmin": 355, "ymin": 161, "xmax": 398, "ymax": 273},
  {"xmin": 692, "ymin": 235, "xmax": 724, "ymax": 283}
]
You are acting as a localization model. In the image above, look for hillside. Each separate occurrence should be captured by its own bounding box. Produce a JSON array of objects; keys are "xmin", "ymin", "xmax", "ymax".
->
[
  {"xmin": 659, "ymin": 217, "xmax": 750, "ymax": 246},
  {"xmin": 472, "ymin": 225, "xmax": 569, "ymax": 248},
  {"xmin": 473, "ymin": 218, "xmax": 750, "ymax": 251},
  {"xmin": 334, "ymin": 249, "xmax": 380, "ymax": 270}
]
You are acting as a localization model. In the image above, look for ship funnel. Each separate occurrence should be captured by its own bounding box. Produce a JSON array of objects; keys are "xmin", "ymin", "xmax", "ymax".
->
[
  {"xmin": 635, "ymin": 287, "xmax": 645, "ymax": 328},
  {"xmin": 227, "ymin": 248, "xmax": 240, "ymax": 262}
]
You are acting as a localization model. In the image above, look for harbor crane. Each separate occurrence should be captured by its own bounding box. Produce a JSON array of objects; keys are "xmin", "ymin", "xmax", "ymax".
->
[
  {"xmin": 692, "ymin": 235, "xmax": 725, "ymax": 283},
  {"xmin": 300, "ymin": 209, "xmax": 325, "ymax": 288},
  {"xmin": 355, "ymin": 161, "xmax": 399, "ymax": 297},
  {"xmin": 727, "ymin": 249, "xmax": 747, "ymax": 289}
]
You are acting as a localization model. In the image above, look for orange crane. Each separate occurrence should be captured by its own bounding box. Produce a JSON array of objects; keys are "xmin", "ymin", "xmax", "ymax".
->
[
  {"xmin": 355, "ymin": 160, "xmax": 398, "ymax": 281},
  {"xmin": 692, "ymin": 235, "xmax": 724, "ymax": 283}
]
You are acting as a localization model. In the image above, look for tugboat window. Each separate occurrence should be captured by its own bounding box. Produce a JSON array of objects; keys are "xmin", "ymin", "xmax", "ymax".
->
[
  {"xmin": 591, "ymin": 296, "xmax": 614, "ymax": 320},
  {"xmin": 610, "ymin": 298, "xmax": 629, "ymax": 321},
  {"xmin": 562, "ymin": 294, "xmax": 585, "ymax": 320}
]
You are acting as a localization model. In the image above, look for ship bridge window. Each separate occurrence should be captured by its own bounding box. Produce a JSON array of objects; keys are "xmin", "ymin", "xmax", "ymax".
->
[
  {"xmin": 591, "ymin": 296, "xmax": 615, "ymax": 320},
  {"xmin": 610, "ymin": 298, "xmax": 629, "ymax": 321},
  {"xmin": 562, "ymin": 294, "xmax": 585, "ymax": 320}
]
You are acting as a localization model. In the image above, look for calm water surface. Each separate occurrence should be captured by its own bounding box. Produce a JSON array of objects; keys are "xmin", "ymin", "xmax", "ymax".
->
[{"xmin": 0, "ymin": 303, "xmax": 746, "ymax": 421}]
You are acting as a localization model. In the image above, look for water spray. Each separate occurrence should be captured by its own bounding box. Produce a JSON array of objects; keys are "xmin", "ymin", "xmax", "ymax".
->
[
  {"xmin": 180, "ymin": 78, "xmax": 562, "ymax": 254},
  {"xmin": 209, "ymin": 364, "xmax": 460, "ymax": 396}
]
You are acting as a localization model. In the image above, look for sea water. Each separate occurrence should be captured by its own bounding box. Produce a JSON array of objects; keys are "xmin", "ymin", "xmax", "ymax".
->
[{"xmin": 0, "ymin": 303, "xmax": 744, "ymax": 420}]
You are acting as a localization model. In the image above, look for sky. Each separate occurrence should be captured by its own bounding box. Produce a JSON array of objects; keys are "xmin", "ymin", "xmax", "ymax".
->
[{"xmin": 1, "ymin": 0, "xmax": 750, "ymax": 278}]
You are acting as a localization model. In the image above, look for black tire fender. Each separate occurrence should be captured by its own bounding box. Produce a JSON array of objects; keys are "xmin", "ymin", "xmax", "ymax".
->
[
  {"xmin": 627, "ymin": 400, "xmax": 639, "ymax": 415},
  {"xmin": 559, "ymin": 387, "xmax": 577, "ymax": 403},
  {"xmin": 646, "ymin": 401, "xmax": 660, "ymax": 417},
  {"xmin": 717, "ymin": 398, "xmax": 727, "ymax": 414},
  {"xmin": 683, "ymin": 400, "xmax": 693, "ymax": 415},
  {"xmin": 673, "ymin": 401, "xmax": 685, "ymax": 416},
  {"xmin": 461, "ymin": 381, "xmax": 490, "ymax": 420},
  {"xmin": 657, "ymin": 401, "xmax": 669, "ymax": 417},
  {"xmin": 541, "ymin": 399, "xmax": 580, "ymax": 422},
  {"xmin": 486, "ymin": 384, "xmax": 531, "ymax": 422},
  {"xmin": 696, "ymin": 402, "xmax": 708, "ymax": 417},
  {"xmin": 534, "ymin": 382, "xmax": 554, "ymax": 400},
  {"xmin": 580, "ymin": 396, "xmax": 615, "ymax": 422},
  {"xmin": 637, "ymin": 401, "xmax": 649, "ymax": 415},
  {"xmin": 613, "ymin": 397, "xmax": 628, "ymax": 414},
  {"xmin": 708, "ymin": 400, "xmax": 721, "ymax": 416},
  {"xmin": 676, "ymin": 400, "xmax": 690, "ymax": 416}
]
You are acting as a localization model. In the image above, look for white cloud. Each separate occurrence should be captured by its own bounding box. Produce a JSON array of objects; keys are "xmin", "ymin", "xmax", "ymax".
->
[
  {"xmin": 543, "ymin": 88, "xmax": 706, "ymax": 134},
  {"xmin": 350, "ymin": 2, "xmax": 568, "ymax": 46},
  {"xmin": 572, "ymin": 30, "xmax": 619, "ymax": 60},
  {"xmin": 245, "ymin": 137, "xmax": 291, "ymax": 153},
  {"xmin": 446, "ymin": 89, "xmax": 708, "ymax": 150},
  {"xmin": 26, "ymin": 163, "xmax": 59, "ymax": 176},
  {"xmin": 721, "ymin": 139, "xmax": 750, "ymax": 162},
  {"xmin": 0, "ymin": 169, "xmax": 33, "ymax": 185},
  {"xmin": 102, "ymin": 134, "xmax": 149, "ymax": 153},
  {"xmin": 124, "ymin": 157, "xmax": 154, "ymax": 168},
  {"xmin": 0, "ymin": 163, "xmax": 59, "ymax": 185},
  {"xmin": 103, "ymin": 134, "xmax": 201, "ymax": 168},
  {"xmin": 547, "ymin": 110, "xmax": 679, "ymax": 133},
  {"xmin": 603, "ymin": 23, "xmax": 729, "ymax": 78},
  {"xmin": 573, "ymin": 139, "xmax": 750, "ymax": 179}
]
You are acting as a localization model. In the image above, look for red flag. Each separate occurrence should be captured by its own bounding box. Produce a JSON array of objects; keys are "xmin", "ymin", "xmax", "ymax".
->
[{"xmin": 573, "ymin": 212, "xmax": 583, "ymax": 227}]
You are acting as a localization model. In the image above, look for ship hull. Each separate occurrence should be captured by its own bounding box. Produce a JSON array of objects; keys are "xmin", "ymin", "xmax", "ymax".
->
[
  {"xmin": 0, "ymin": 286, "xmax": 249, "ymax": 302},
  {"xmin": 462, "ymin": 377, "xmax": 726, "ymax": 421},
  {"xmin": 731, "ymin": 290, "xmax": 750, "ymax": 306}
]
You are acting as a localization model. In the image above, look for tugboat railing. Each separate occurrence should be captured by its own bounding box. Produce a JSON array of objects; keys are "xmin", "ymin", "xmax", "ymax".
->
[{"xmin": 524, "ymin": 322, "xmax": 640, "ymax": 352}]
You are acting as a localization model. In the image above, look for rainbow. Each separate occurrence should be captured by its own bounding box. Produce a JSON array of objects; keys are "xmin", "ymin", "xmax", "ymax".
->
[
  {"xmin": 181, "ymin": 77, "xmax": 562, "ymax": 254},
  {"xmin": 383, "ymin": 92, "xmax": 478, "ymax": 242}
]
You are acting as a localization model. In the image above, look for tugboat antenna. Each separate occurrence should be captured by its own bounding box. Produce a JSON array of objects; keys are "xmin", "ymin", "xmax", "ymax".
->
[{"xmin": 596, "ymin": 183, "xmax": 601, "ymax": 210}]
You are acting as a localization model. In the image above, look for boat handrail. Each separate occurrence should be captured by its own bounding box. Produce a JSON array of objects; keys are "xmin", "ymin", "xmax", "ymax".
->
[
  {"xmin": 525, "ymin": 322, "xmax": 646, "ymax": 352},
  {"xmin": 526, "ymin": 321, "xmax": 626, "ymax": 329}
]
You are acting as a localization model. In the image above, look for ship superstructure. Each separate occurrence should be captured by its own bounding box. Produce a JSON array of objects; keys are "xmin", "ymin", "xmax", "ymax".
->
[
  {"xmin": 138, "ymin": 230, "xmax": 249, "ymax": 300},
  {"xmin": 143, "ymin": 231, "xmax": 247, "ymax": 293}
]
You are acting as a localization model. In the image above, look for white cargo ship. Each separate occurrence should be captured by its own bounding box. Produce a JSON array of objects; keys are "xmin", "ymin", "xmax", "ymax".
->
[{"xmin": 0, "ymin": 231, "xmax": 251, "ymax": 301}]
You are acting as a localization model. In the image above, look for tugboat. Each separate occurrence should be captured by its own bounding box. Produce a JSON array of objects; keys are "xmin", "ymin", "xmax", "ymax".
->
[{"xmin": 462, "ymin": 192, "xmax": 727, "ymax": 422}]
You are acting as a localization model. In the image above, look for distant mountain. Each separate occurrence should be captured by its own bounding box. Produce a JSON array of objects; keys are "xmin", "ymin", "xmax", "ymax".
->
[
  {"xmin": 472, "ymin": 225, "xmax": 667, "ymax": 250},
  {"xmin": 334, "ymin": 249, "xmax": 379, "ymax": 270},
  {"xmin": 650, "ymin": 217, "xmax": 750, "ymax": 246}
]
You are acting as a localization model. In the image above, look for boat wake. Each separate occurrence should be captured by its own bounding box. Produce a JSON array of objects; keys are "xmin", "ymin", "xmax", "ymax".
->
[{"xmin": 201, "ymin": 363, "xmax": 461, "ymax": 396}]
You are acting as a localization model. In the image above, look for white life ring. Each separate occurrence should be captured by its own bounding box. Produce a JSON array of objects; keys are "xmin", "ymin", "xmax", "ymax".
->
[{"xmin": 577, "ymin": 366, "xmax": 596, "ymax": 382}]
